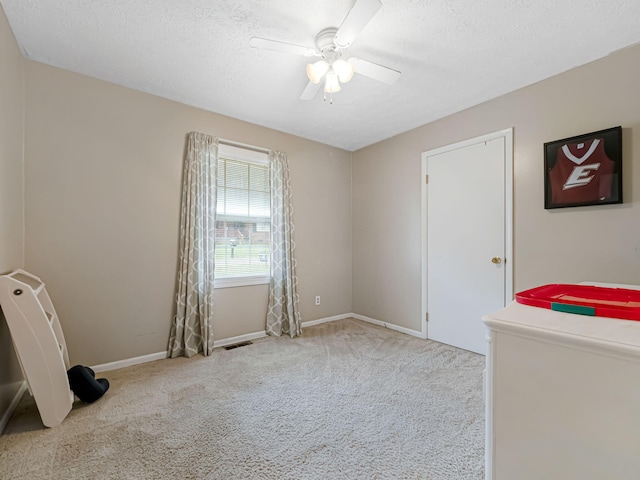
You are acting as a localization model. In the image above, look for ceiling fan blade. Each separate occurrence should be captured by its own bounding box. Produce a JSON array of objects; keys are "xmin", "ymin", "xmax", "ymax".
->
[
  {"xmin": 333, "ymin": 0, "xmax": 382, "ymax": 48},
  {"xmin": 300, "ymin": 81, "xmax": 322, "ymax": 101},
  {"xmin": 349, "ymin": 57, "xmax": 400, "ymax": 85},
  {"xmin": 249, "ymin": 37, "xmax": 316, "ymax": 57}
]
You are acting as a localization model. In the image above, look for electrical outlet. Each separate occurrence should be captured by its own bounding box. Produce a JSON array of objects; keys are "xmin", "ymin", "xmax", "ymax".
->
[{"xmin": 315, "ymin": 296, "xmax": 321, "ymax": 305}]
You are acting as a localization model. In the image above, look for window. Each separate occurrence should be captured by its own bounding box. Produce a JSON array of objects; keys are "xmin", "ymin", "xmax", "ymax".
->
[{"xmin": 214, "ymin": 144, "xmax": 270, "ymax": 288}]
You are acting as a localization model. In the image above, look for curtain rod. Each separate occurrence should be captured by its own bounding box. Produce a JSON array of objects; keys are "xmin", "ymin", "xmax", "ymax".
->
[{"xmin": 219, "ymin": 138, "xmax": 270, "ymax": 155}]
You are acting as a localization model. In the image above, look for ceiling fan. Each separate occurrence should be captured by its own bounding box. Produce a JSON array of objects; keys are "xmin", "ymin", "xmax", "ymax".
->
[{"xmin": 249, "ymin": 0, "xmax": 401, "ymax": 101}]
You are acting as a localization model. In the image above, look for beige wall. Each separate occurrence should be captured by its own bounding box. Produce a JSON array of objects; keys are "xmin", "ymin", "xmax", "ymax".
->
[
  {"xmin": 353, "ymin": 44, "xmax": 640, "ymax": 333},
  {"xmin": 25, "ymin": 62, "xmax": 352, "ymax": 366},
  {"xmin": 0, "ymin": 5, "xmax": 26, "ymax": 422}
]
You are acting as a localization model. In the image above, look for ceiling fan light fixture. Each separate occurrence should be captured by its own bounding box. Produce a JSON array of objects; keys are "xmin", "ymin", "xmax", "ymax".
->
[
  {"xmin": 306, "ymin": 60, "xmax": 330, "ymax": 84},
  {"xmin": 324, "ymin": 69, "xmax": 342, "ymax": 93},
  {"xmin": 332, "ymin": 59, "xmax": 355, "ymax": 83}
]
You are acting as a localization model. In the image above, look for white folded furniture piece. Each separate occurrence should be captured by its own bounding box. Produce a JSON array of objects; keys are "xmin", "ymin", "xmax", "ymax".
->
[{"xmin": 0, "ymin": 270, "xmax": 73, "ymax": 427}]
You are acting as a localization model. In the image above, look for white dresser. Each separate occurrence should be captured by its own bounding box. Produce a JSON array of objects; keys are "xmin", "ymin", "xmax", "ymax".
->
[{"xmin": 483, "ymin": 299, "xmax": 640, "ymax": 480}]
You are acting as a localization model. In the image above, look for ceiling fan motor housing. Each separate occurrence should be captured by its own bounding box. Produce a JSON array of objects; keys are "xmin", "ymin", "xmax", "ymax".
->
[{"xmin": 315, "ymin": 28, "xmax": 343, "ymax": 60}]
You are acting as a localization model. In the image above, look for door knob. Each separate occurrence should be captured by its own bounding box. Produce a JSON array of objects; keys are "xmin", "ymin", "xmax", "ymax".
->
[{"xmin": 491, "ymin": 257, "xmax": 502, "ymax": 264}]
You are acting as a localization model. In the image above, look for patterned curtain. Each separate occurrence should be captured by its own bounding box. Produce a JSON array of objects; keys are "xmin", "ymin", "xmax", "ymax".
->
[
  {"xmin": 168, "ymin": 132, "xmax": 218, "ymax": 358},
  {"xmin": 266, "ymin": 151, "xmax": 302, "ymax": 337}
]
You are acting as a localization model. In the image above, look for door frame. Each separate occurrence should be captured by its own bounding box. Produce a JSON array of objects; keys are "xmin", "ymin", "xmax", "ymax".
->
[{"xmin": 420, "ymin": 128, "xmax": 514, "ymax": 339}]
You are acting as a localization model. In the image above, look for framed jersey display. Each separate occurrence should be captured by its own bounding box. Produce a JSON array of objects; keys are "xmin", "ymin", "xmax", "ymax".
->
[{"xmin": 544, "ymin": 126, "xmax": 622, "ymax": 209}]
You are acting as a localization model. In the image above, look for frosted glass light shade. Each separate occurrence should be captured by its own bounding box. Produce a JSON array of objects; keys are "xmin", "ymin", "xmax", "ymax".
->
[
  {"xmin": 306, "ymin": 60, "xmax": 330, "ymax": 84},
  {"xmin": 332, "ymin": 59, "xmax": 355, "ymax": 83},
  {"xmin": 324, "ymin": 70, "xmax": 341, "ymax": 93}
]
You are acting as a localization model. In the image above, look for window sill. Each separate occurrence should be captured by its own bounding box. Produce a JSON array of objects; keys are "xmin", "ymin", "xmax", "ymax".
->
[{"xmin": 214, "ymin": 276, "xmax": 270, "ymax": 289}]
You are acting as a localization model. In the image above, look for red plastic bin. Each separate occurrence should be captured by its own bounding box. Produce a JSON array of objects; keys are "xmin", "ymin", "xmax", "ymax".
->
[{"xmin": 515, "ymin": 284, "xmax": 640, "ymax": 321}]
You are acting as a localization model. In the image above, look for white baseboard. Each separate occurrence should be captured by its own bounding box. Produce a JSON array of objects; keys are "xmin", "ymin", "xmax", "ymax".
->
[
  {"xmin": 351, "ymin": 313, "xmax": 427, "ymax": 339},
  {"xmin": 214, "ymin": 313, "xmax": 351, "ymax": 348},
  {"xmin": 92, "ymin": 351, "xmax": 167, "ymax": 374},
  {"xmin": 0, "ymin": 380, "xmax": 27, "ymax": 434},
  {"xmin": 91, "ymin": 331, "xmax": 270, "ymax": 373},
  {"xmin": 213, "ymin": 330, "xmax": 267, "ymax": 348},
  {"xmin": 302, "ymin": 313, "xmax": 352, "ymax": 328},
  {"xmin": 91, "ymin": 313, "xmax": 424, "ymax": 374}
]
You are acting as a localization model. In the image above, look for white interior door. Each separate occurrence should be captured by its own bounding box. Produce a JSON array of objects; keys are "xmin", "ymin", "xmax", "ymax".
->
[{"xmin": 423, "ymin": 131, "xmax": 512, "ymax": 354}]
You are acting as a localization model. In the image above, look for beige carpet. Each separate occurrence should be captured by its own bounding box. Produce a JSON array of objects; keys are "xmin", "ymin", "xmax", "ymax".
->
[{"xmin": 0, "ymin": 319, "xmax": 485, "ymax": 479}]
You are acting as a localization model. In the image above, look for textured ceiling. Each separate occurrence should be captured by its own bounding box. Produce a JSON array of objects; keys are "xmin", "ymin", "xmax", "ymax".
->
[{"xmin": 2, "ymin": 0, "xmax": 640, "ymax": 151}]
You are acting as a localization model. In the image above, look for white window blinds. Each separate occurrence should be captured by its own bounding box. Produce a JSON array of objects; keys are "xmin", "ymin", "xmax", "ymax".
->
[{"xmin": 214, "ymin": 144, "xmax": 270, "ymax": 284}]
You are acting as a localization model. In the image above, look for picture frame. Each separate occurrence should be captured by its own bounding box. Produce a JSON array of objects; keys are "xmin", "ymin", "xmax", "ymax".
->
[{"xmin": 544, "ymin": 126, "xmax": 622, "ymax": 209}]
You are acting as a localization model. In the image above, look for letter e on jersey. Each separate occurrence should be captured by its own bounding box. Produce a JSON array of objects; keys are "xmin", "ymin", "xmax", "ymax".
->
[{"xmin": 563, "ymin": 163, "xmax": 601, "ymax": 190}]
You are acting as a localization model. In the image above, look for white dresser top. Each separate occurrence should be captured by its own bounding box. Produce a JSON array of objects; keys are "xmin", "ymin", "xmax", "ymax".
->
[{"xmin": 483, "ymin": 300, "xmax": 640, "ymax": 358}]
